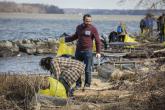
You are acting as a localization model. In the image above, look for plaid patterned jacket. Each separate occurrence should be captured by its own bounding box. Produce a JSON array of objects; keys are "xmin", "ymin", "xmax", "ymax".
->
[{"xmin": 50, "ymin": 57, "xmax": 85, "ymax": 86}]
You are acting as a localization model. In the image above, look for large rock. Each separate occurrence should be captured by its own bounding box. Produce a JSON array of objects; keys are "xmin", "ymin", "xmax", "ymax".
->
[
  {"xmin": 47, "ymin": 38, "xmax": 58, "ymax": 54},
  {"xmin": 18, "ymin": 44, "xmax": 36, "ymax": 55},
  {"xmin": 97, "ymin": 64, "xmax": 114, "ymax": 79},
  {"xmin": 0, "ymin": 40, "xmax": 13, "ymax": 47},
  {"xmin": 0, "ymin": 40, "xmax": 19, "ymax": 57},
  {"xmin": 0, "ymin": 38, "xmax": 58, "ymax": 56},
  {"xmin": 22, "ymin": 39, "xmax": 32, "ymax": 44},
  {"xmin": 97, "ymin": 64, "xmax": 135, "ymax": 80},
  {"xmin": 36, "ymin": 41, "xmax": 51, "ymax": 54}
]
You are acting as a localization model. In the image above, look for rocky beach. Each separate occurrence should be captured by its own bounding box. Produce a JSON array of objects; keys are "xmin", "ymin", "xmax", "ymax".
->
[
  {"xmin": 0, "ymin": 37, "xmax": 165, "ymax": 110},
  {"xmin": 0, "ymin": 13, "xmax": 165, "ymax": 110}
]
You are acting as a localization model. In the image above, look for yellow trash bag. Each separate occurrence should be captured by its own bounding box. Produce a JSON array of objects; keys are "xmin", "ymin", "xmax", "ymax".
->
[
  {"xmin": 38, "ymin": 77, "xmax": 67, "ymax": 99},
  {"xmin": 124, "ymin": 34, "xmax": 136, "ymax": 43},
  {"xmin": 124, "ymin": 34, "xmax": 137, "ymax": 48},
  {"xmin": 93, "ymin": 41, "xmax": 96, "ymax": 52},
  {"xmin": 57, "ymin": 38, "xmax": 97, "ymax": 56},
  {"xmin": 162, "ymin": 42, "xmax": 165, "ymax": 47},
  {"xmin": 57, "ymin": 38, "xmax": 76, "ymax": 56},
  {"xmin": 164, "ymin": 24, "xmax": 165, "ymax": 34}
]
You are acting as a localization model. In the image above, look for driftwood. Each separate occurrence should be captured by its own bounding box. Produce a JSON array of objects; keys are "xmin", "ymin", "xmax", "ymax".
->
[
  {"xmin": 37, "ymin": 94, "xmax": 67, "ymax": 107},
  {"xmin": 124, "ymin": 49, "xmax": 165, "ymax": 58},
  {"xmin": 138, "ymin": 43, "xmax": 164, "ymax": 49},
  {"xmin": 154, "ymin": 48, "xmax": 165, "ymax": 53}
]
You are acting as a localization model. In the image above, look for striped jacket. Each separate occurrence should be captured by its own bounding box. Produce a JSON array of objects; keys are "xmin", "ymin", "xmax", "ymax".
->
[{"xmin": 50, "ymin": 57, "xmax": 85, "ymax": 86}]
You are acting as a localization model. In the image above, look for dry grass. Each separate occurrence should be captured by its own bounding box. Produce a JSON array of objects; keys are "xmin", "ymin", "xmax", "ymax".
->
[
  {"xmin": 0, "ymin": 74, "xmax": 46, "ymax": 110},
  {"xmin": 0, "ymin": 61, "xmax": 165, "ymax": 110}
]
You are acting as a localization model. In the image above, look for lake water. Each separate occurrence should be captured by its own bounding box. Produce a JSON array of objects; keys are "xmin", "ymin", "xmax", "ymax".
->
[
  {"xmin": 0, "ymin": 13, "xmax": 143, "ymax": 40},
  {"xmin": 0, "ymin": 13, "xmax": 143, "ymax": 73}
]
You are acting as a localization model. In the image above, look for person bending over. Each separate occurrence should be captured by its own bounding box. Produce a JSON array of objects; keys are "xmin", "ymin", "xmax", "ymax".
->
[{"xmin": 40, "ymin": 56, "xmax": 85, "ymax": 96}]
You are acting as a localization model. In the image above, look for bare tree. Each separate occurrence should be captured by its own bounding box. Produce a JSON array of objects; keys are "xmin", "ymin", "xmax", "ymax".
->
[{"xmin": 119, "ymin": 0, "xmax": 165, "ymax": 9}]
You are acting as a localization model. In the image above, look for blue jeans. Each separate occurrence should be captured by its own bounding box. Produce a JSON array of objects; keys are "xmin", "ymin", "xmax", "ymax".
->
[
  {"xmin": 75, "ymin": 50, "xmax": 93, "ymax": 87},
  {"xmin": 59, "ymin": 77, "xmax": 70, "ymax": 96}
]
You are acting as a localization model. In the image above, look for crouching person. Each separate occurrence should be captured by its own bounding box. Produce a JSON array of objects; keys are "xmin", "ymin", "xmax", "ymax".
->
[{"xmin": 39, "ymin": 56, "xmax": 85, "ymax": 97}]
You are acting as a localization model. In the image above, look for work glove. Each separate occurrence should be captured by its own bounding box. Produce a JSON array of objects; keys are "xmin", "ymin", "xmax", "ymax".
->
[
  {"xmin": 96, "ymin": 53, "xmax": 101, "ymax": 58},
  {"xmin": 96, "ymin": 53, "xmax": 101, "ymax": 66}
]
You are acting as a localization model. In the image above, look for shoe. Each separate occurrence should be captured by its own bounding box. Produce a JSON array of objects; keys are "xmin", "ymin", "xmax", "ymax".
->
[
  {"xmin": 74, "ymin": 85, "xmax": 81, "ymax": 90},
  {"xmin": 82, "ymin": 84, "xmax": 91, "ymax": 91},
  {"xmin": 75, "ymin": 83, "xmax": 81, "ymax": 89},
  {"xmin": 84, "ymin": 83, "xmax": 90, "ymax": 87},
  {"xmin": 69, "ymin": 88, "xmax": 74, "ymax": 97}
]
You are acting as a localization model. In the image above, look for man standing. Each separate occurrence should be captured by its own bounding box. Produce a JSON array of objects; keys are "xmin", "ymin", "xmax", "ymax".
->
[
  {"xmin": 65, "ymin": 14, "xmax": 101, "ymax": 88},
  {"xmin": 140, "ymin": 18, "xmax": 146, "ymax": 34},
  {"xmin": 144, "ymin": 13, "xmax": 155, "ymax": 37},
  {"xmin": 157, "ymin": 13, "xmax": 165, "ymax": 42}
]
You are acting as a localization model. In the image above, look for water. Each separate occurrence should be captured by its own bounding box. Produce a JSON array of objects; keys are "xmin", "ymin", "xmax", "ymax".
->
[
  {"xmin": 0, "ymin": 13, "xmax": 142, "ymax": 40},
  {"xmin": 0, "ymin": 13, "xmax": 142, "ymax": 73},
  {"xmin": 0, "ymin": 54, "xmax": 50, "ymax": 73}
]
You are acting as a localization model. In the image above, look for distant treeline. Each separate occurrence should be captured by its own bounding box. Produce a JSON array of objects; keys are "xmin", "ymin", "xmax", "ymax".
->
[
  {"xmin": 0, "ymin": 1, "xmax": 64, "ymax": 14},
  {"xmin": 0, "ymin": 1, "xmax": 164, "ymax": 15}
]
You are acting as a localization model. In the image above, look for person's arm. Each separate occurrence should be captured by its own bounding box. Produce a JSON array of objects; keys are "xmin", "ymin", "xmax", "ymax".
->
[
  {"xmin": 93, "ymin": 27, "xmax": 101, "ymax": 58},
  {"xmin": 65, "ymin": 34, "xmax": 78, "ymax": 42},
  {"xmin": 65, "ymin": 26, "xmax": 79, "ymax": 42},
  {"xmin": 51, "ymin": 58, "xmax": 61, "ymax": 80}
]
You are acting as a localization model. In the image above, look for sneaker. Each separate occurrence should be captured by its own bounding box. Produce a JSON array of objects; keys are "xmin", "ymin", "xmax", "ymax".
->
[
  {"xmin": 69, "ymin": 88, "xmax": 74, "ymax": 97},
  {"xmin": 84, "ymin": 83, "xmax": 90, "ymax": 87},
  {"xmin": 82, "ymin": 84, "xmax": 91, "ymax": 91},
  {"xmin": 75, "ymin": 83, "xmax": 81, "ymax": 90}
]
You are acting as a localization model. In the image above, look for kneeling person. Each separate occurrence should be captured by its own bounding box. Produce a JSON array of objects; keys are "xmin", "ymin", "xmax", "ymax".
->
[{"xmin": 39, "ymin": 56, "xmax": 85, "ymax": 97}]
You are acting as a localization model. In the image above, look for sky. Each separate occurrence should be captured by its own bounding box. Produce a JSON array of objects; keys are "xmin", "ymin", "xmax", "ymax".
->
[{"xmin": 0, "ymin": 0, "xmax": 141, "ymax": 9}]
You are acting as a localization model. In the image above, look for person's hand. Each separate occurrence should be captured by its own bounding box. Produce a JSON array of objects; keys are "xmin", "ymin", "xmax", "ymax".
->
[
  {"xmin": 59, "ymin": 37, "xmax": 65, "ymax": 43},
  {"xmin": 96, "ymin": 53, "xmax": 101, "ymax": 58}
]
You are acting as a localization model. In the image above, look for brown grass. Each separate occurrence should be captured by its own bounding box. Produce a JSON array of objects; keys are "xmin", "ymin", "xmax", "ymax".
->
[
  {"xmin": 0, "ymin": 62, "xmax": 165, "ymax": 110},
  {"xmin": 0, "ymin": 74, "xmax": 46, "ymax": 109}
]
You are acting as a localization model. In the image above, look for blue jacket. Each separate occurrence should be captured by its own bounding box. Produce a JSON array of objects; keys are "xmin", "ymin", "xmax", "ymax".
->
[
  {"xmin": 117, "ymin": 26, "xmax": 122, "ymax": 33},
  {"xmin": 144, "ymin": 18, "xmax": 154, "ymax": 28}
]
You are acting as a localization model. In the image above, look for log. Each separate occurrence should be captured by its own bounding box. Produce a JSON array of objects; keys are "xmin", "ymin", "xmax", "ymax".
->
[
  {"xmin": 154, "ymin": 48, "xmax": 165, "ymax": 53},
  {"xmin": 124, "ymin": 49, "xmax": 165, "ymax": 58},
  {"xmin": 37, "ymin": 94, "xmax": 67, "ymax": 106}
]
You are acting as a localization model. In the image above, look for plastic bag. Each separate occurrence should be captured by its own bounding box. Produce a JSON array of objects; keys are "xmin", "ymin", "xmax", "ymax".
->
[
  {"xmin": 93, "ymin": 41, "xmax": 96, "ymax": 52},
  {"xmin": 162, "ymin": 41, "xmax": 165, "ymax": 47},
  {"xmin": 38, "ymin": 77, "xmax": 67, "ymax": 99},
  {"xmin": 57, "ymin": 39, "xmax": 76, "ymax": 56},
  {"xmin": 124, "ymin": 34, "xmax": 137, "ymax": 48},
  {"xmin": 57, "ymin": 39, "xmax": 96, "ymax": 56},
  {"xmin": 124, "ymin": 34, "xmax": 136, "ymax": 43}
]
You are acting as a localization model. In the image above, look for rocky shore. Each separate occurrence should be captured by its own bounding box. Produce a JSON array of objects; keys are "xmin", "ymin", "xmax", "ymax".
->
[
  {"xmin": 0, "ymin": 38, "xmax": 59, "ymax": 57},
  {"xmin": 0, "ymin": 37, "xmax": 165, "ymax": 110}
]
